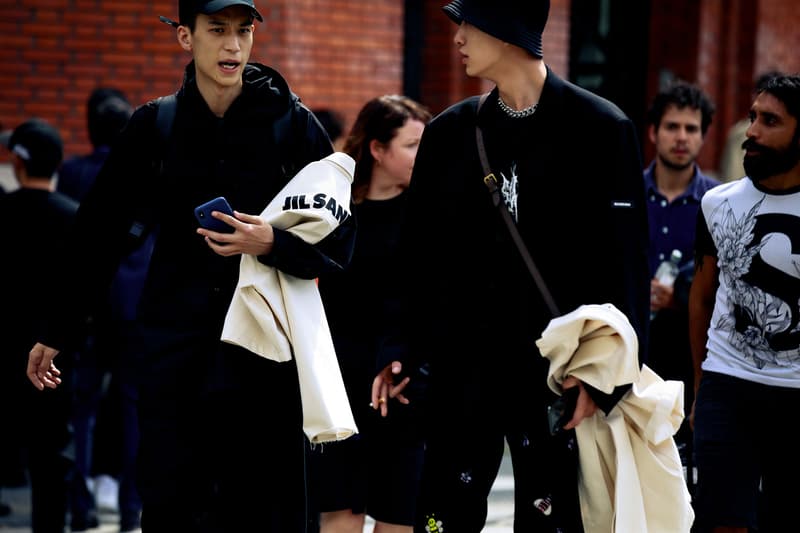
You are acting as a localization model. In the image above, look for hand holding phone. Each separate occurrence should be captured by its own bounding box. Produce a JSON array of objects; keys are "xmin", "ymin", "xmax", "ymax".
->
[{"xmin": 194, "ymin": 197, "xmax": 235, "ymax": 234}]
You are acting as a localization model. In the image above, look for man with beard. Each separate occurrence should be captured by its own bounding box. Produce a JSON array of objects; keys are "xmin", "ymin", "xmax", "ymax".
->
[
  {"xmin": 643, "ymin": 81, "xmax": 718, "ymax": 488},
  {"xmin": 689, "ymin": 72, "xmax": 800, "ymax": 533}
]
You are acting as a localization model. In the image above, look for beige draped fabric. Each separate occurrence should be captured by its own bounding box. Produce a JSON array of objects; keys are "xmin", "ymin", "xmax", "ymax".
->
[
  {"xmin": 537, "ymin": 303, "xmax": 694, "ymax": 533},
  {"xmin": 222, "ymin": 152, "xmax": 358, "ymax": 444}
]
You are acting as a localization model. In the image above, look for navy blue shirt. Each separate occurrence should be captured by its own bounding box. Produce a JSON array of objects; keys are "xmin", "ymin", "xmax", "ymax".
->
[
  {"xmin": 644, "ymin": 161, "xmax": 720, "ymax": 276},
  {"xmin": 57, "ymin": 146, "xmax": 112, "ymax": 202}
]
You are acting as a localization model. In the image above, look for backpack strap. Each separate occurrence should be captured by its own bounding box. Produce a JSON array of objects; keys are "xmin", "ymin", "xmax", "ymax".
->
[
  {"xmin": 155, "ymin": 94, "xmax": 177, "ymax": 160},
  {"xmin": 125, "ymin": 92, "xmax": 302, "ymax": 243},
  {"xmin": 475, "ymin": 93, "xmax": 494, "ymax": 202},
  {"xmin": 274, "ymin": 94, "xmax": 304, "ymax": 180},
  {"xmin": 127, "ymin": 93, "xmax": 177, "ymax": 242}
]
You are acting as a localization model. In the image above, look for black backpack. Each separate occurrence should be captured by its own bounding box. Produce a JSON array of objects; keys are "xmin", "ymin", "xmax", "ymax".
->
[
  {"xmin": 126, "ymin": 93, "xmax": 178, "ymax": 244},
  {"xmin": 127, "ymin": 92, "xmax": 302, "ymax": 245},
  {"xmin": 113, "ymin": 93, "xmax": 177, "ymax": 321},
  {"xmin": 116, "ymin": 91, "xmax": 306, "ymax": 320}
]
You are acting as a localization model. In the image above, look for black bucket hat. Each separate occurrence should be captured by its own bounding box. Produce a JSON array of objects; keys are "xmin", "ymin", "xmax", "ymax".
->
[{"xmin": 442, "ymin": 0, "xmax": 549, "ymax": 59}]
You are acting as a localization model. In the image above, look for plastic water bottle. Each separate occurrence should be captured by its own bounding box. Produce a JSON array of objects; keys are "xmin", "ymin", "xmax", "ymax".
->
[
  {"xmin": 651, "ymin": 249, "xmax": 682, "ymax": 319},
  {"xmin": 656, "ymin": 249, "xmax": 683, "ymax": 285}
]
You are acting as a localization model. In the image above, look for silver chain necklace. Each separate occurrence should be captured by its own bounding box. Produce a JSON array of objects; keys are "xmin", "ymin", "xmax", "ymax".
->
[{"xmin": 497, "ymin": 96, "xmax": 538, "ymax": 118}]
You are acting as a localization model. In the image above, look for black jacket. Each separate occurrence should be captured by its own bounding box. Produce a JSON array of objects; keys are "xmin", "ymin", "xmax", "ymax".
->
[
  {"xmin": 42, "ymin": 62, "xmax": 355, "ymax": 352},
  {"xmin": 401, "ymin": 68, "xmax": 649, "ymax": 426},
  {"xmin": 2, "ymin": 189, "xmax": 78, "ymax": 354}
]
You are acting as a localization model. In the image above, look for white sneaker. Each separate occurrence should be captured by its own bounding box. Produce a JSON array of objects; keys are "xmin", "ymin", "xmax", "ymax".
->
[{"xmin": 92, "ymin": 474, "xmax": 119, "ymax": 512}]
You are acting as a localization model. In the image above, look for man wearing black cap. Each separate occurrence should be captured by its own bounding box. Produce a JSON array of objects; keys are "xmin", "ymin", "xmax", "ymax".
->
[
  {"xmin": 0, "ymin": 119, "xmax": 79, "ymax": 533},
  {"xmin": 371, "ymin": 1, "xmax": 649, "ymax": 532},
  {"xmin": 25, "ymin": 1, "xmax": 354, "ymax": 531}
]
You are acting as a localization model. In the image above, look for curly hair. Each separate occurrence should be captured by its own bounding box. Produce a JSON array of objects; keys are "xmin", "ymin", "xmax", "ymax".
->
[
  {"xmin": 756, "ymin": 72, "xmax": 800, "ymax": 124},
  {"xmin": 647, "ymin": 81, "xmax": 715, "ymax": 135}
]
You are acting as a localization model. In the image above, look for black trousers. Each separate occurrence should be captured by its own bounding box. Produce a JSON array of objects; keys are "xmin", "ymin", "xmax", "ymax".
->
[
  {"xmin": 414, "ymin": 390, "xmax": 584, "ymax": 533},
  {"xmin": 135, "ymin": 334, "xmax": 307, "ymax": 532},
  {"xmin": 23, "ymin": 350, "xmax": 76, "ymax": 533}
]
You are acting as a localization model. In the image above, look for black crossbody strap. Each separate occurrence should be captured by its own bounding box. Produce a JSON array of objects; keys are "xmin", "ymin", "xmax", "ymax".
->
[{"xmin": 475, "ymin": 93, "xmax": 560, "ymax": 318}]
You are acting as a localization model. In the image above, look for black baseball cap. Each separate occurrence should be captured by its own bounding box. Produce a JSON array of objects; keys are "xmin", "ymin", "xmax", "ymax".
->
[
  {"xmin": 161, "ymin": 0, "xmax": 263, "ymax": 27},
  {"xmin": 4, "ymin": 119, "xmax": 63, "ymax": 178}
]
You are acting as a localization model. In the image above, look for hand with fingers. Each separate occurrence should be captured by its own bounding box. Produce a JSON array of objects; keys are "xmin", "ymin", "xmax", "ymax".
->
[
  {"xmin": 197, "ymin": 210, "xmax": 275, "ymax": 257},
  {"xmin": 27, "ymin": 342, "xmax": 62, "ymax": 390},
  {"xmin": 370, "ymin": 361, "xmax": 411, "ymax": 417},
  {"xmin": 649, "ymin": 278, "xmax": 676, "ymax": 313},
  {"xmin": 560, "ymin": 375, "xmax": 598, "ymax": 431}
]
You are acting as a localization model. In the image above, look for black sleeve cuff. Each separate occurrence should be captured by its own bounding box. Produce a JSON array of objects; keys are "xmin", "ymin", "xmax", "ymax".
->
[{"xmin": 584, "ymin": 381, "xmax": 632, "ymax": 415}]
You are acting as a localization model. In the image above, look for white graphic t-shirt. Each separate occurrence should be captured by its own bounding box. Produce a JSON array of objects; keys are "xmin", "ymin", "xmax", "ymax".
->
[{"xmin": 698, "ymin": 178, "xmax": 800, "ymax": 387}]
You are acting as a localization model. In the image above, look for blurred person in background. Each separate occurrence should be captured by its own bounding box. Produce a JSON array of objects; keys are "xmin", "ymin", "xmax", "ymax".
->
[
  {"xmin": 58, "ymin": 86, "xmax": 141, "ymax": 532},
  {"xmin": 1, "ymin": 119, "xmax": 78, "ymax": 533},
  {"xmin": 313, "ymin": 108, "xmax": 347, "ymax": 152},
  {"xmin": 643, "ymin": 80, "xmax": 718, "ymax": 487},
  {"xmin": 310, "ymin": 95, "xmax": 431, "ymax": 533},
  {"xmin": 0, "ymin": 125, "xmax": 17, "ymax": 518},
  {"xmin": 58, "ymin": 88, "xmax": 133, "ymax": 202}
]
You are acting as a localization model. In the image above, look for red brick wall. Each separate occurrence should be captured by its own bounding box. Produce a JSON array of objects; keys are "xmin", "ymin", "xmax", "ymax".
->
[
  {"xmin": 419, "ymin": 1, "xmax": 482, "ymax": 115},
  {"xmin": 547, "ymin": 0, "xmax": 571, "ymax": 78},
  {"xmin": 645, "ymin": 0, "xmax": 800, "ymax": 175},
  {"xmin": 276, "ymin": 0, "xmax": 405, "ymax": 125},
  {"xmin": 1, "ymin": 1, "xmax": 186, "ymax": 159},
  {"xmin": 709, "ymin": 0, "xmax": 756, "ymax": 131},
  {"xmin": 5, "ymin": 0, "xmax": 800, "ymax": 175},
  {"xmin": 0, "ymin": 0, "xmax": 403, "ymax": 161},
  {"xmin": 755, "ymin": 0, "xmax": 800, "ymax": 76},
  {"xmin": 695, "ymin": 0, "xmax": 727, "ymax": 173},
  {"xmin": 644, "ymin": 0, "xmax": 702, "ymax": 166}
]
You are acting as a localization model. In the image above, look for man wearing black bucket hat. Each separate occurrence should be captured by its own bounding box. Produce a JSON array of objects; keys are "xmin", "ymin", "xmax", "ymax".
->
[
  {"xmin": 371, "ymin": 1, "xmax": 649, "ymax": 531},
  {"xmin": 25, "ymin": 0, "xmax": 354, "ymax": 531}
]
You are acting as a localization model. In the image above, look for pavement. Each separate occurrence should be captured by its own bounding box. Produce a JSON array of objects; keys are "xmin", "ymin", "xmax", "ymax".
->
[
  {"xmin": 0, "ymin": 452, "xmax": 515, "ymax": 532},
  {"xmin": 0, "ymin": 163, "xmax": 13, "ymax": 192}
]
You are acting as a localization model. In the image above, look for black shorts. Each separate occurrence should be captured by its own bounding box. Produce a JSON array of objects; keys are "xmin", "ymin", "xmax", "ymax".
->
[{"xmin": 308, "ymin": 407, "xmax": 425, "ymax": 525}]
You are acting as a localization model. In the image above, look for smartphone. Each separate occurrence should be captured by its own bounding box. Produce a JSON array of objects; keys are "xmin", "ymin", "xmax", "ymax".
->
[
  {"xmin": 547, "ymin": 386, "xmax": 580, "ymax": 436},
  {"xmin": 194, "ymin": 197, "xmax": 235, "ymax": 234}
]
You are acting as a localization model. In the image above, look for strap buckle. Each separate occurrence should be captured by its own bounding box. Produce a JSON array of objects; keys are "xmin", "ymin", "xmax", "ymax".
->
[{"xmin": 483, "ymin": 173, "xmax": 501, "ymax": 206}]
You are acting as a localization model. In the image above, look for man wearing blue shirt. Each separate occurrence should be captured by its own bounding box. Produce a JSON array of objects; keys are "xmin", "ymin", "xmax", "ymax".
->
[{"xmin": 643, "ymin": 81, "xmax": 719, "ymax": 482}]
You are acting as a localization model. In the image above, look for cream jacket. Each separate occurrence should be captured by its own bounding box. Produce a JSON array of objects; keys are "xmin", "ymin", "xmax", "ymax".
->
[
  {"xmin": 221, "ymin": 152, "xmax": 358, "ymax": 444},
  {"xmin": 536, "ymin": 303, "xmax": 694, "ymax": 533}
]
